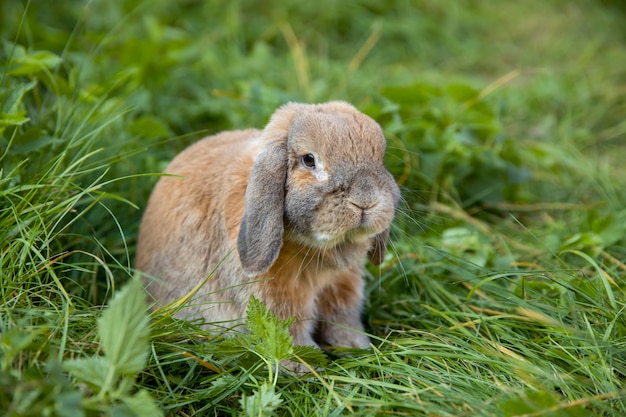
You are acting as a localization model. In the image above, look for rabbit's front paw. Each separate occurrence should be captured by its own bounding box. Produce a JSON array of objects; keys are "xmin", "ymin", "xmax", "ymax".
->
[
  {"xmin": 345, "ymin": 332, "xmax": 371, "ymax": 349},
  {"xmin": 318, "ymin": 325, "xmax": 371, "ymax": 349}
]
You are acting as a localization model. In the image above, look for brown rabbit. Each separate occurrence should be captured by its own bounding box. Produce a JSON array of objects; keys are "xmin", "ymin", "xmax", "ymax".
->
[{"xmin": 136, "ymin": 101, "xmax": 400, "ymax": 372}]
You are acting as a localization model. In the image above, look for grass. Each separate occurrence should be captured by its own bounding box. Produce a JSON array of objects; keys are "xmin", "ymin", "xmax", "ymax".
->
[{"xmin": 1, "ymin": 0, "xmax": 625, "ymax": 415}]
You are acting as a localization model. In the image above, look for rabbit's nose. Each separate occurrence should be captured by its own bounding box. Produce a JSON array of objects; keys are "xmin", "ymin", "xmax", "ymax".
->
[
  {"xmin": 347, "ymin": 197, "xmax": 381, "ymax": 228},
  {"xmin": 346, "ymin": 171, "xmax": 381, "ymax": 209}
]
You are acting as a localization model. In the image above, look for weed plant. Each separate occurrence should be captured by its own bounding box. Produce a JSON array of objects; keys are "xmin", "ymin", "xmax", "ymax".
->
[{"xmin": 1, "ymin": 0, "xmax": 625, "ymax": 416}]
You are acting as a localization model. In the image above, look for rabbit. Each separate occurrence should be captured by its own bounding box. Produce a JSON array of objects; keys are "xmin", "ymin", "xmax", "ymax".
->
[{"xmin": 136, "ymin": 101, "xmax": 400, "ymax": 373}]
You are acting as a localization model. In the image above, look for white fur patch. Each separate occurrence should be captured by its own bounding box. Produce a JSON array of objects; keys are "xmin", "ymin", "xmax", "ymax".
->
[
  {"xmin": 313, "ymin": 167, "xmax": 328, "ymax": 181},
  {"xmin": 311, "ymin": 159, "xmax": 328, "ymax": 181}
]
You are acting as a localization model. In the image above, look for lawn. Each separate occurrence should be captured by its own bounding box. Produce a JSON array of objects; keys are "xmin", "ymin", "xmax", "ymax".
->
[{"xmin": 1, "ymin": 0, "xmax": 625, "ymax": 416}]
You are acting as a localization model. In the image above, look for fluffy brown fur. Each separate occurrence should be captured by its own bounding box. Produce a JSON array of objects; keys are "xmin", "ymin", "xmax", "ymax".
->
[{"xmin": 136, "ymin": 101, "xmax": 400, "ymax": 372}]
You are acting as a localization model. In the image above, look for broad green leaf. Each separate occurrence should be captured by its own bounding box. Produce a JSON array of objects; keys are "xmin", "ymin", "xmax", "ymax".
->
[
  {"xmin": 129, "ymin": 115, "xmax": 173, "ymax": 140},
  {"xmin": 0, "ymin": 112, "xmax": 29, "ymax": 127},
  {"xmin": 9, "ymin": 135, "xmax": 62, "ymax": 154},
  {"xmin": 292, "ymin": 345, "xmax": 328, "ymax": 367},
  {"xmin": 446, "ymin": 83, "xmax": 479, "ymax": 102},
  {"xmin": 62, "ymin": 356, "xmax": 110, "ymax": 392},
  {"xmin": 98, "ymin": 277, "xmax": 150, "ymax": 376},
  {"xmin": 217, "ymin": 333, "xmax": 255, "ymax": 358},
  {"xmin": 122, "ymin": 389, "xmax": 164, "ymax": 417},
  {"xmin": 54, "ymin": 391, "xmax": 85, "ymax": 417},
  {"xmin": 0, "ymin": 80, "xmax": 36, "ymax": 114},
  {"xmin": 0, "ymin": 327, "xmax": 43, "ymax": 369},
  {"xmin": 440, "ymin": 227, "xmax": 491, "ymax": 267},
  {"xmin": 591, "ymin": 210, "xmax": 626, "ymax": 247},
  {"xmin": 499, "ymin": 389, "xmax": 585, "ymax": 417},
  {"xmin": 240, "ymin": 382, "xmax": 283, "ymax": 417},
  {"xmin": 246, "ymin": 296, "xmax": 294, "ymax": 361},
  {"xmin": 7, "ymin": 49, "xmax": 62, "ymax": 76}
]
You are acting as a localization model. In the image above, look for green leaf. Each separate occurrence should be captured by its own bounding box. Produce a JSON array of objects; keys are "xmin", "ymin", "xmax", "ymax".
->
[
  {"xmin": 129, "ymin": 115, "xmax": 173, "ymax": 140},
  {"xmin": 217, "ymin": 297, "xmax": 327, "ymax": 370},
  {"xmin": 446, "ymin": 83, "xmax": 479, "ymax": 102},
  {"xmin": 499, "ymin": 389, "xmax": 585, "ymax": 417},
  {"xmin": 246, "ymin": 296, "xmax": 294, "ymax": 361},
  {"xmin": 9, "ymin": 135, "xmax": 63, "ymax": 154},
  {"xmin": 7, "ymin": 48, "xmax": 62, "ymax": 76},
  {"xmin": 0, "ymin": 327, "xmax": 44, "ymax": 369},
  {"xmin": 0, "ymin": 112, "xmax": 29, "ymax": 128},
  {"xmin": 218, "ymin": 333, "xmax": 256, "ymax": 360},
  {"xmin": 440, "ymin": 227, "xmax": 491, "ymax": 267},
  {"xmin": 292, "ymin": 345, "xmax": 328, "ymax": 367},
  {"xmin": 98, "ymin": 277, "xmax": 150, "ymax": 376},
  {"xmin": 62, "ymin": 356, "xmax": 110, "ymax": 392},
  {"xmin": 0, "ymin": 80, "xmax": 36, "ymax": 115},
  {"xmin": 54, "ymin": 391, "xmax": 85, "ymax": 417},
  {"xmin": 240, "ymin": 382, "xmax": 283, "ymax": 417},
  {"xmin": 122, "ymin": 389, "xmax": 164, "ymax": 417},
  {"xmin": 591, "ymin": 209, "xmax": 626, "ymax": 247}
]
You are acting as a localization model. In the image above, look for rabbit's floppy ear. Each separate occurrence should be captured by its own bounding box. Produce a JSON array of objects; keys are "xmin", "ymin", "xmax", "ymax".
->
[
  {"xmin": 237, "ymin": 103, "xmax": 303, "ymax": 275},
  {"xmin": 237, "ymin": 146, "xmax": 286, "ymax": 275},
  {"xmin": 367, "ymin": 228, "xmax": 390, "ymax": 266}
]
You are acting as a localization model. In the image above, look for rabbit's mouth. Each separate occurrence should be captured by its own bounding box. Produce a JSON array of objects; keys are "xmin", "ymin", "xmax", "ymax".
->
[{"xmin": 286, "ymin": 225, "xmax": 381, "ymax": 250}]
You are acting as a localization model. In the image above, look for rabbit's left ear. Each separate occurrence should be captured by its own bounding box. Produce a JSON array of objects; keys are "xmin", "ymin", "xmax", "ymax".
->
[
  {"xmin": 367, "ymin": 228, "xmax": 390, "ymax": 266},
  {"xmin": 237, "ymin": 144, "xmax": 287, "ymax": 276}
]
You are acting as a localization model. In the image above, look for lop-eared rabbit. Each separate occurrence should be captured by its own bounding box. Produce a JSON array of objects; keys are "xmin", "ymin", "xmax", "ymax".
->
[{"xmin": 136, "ymin": 101, "xmax": 400, "ymax": 372}]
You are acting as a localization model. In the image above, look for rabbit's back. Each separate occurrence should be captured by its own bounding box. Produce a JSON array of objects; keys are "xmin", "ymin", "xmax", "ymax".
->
[{"xmin": 136, "ymin": 129, "xmax": 262, "ymax": 318}]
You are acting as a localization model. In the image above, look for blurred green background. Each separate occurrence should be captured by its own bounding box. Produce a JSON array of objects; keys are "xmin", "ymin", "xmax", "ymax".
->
[{"xmin": 3, "ymin": 0, "xmax": 625, "ymax": 253}]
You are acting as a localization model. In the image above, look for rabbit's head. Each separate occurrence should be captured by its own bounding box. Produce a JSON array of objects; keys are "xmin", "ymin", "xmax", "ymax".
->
[{"xmin": 237, "ymin": 101, "xmax": 400, "ymax": 276}]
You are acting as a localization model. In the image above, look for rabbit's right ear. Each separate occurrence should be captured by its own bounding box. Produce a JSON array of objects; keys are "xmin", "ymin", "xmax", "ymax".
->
[
  {"xmin": 237, "ymin": 103, "xmax": 303, "ymax": 276},
  {"xmin": 237, "ymin": 146, "xmax": 287, "ymax": 275}
]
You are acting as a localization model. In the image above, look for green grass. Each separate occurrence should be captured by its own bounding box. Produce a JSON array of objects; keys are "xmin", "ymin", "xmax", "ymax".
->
[{"xmin": 2, "ymin": 0, "xmax": 625, "ymax": 415}]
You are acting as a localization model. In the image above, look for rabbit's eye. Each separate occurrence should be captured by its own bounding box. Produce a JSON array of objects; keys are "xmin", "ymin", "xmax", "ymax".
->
[{"xmin": 301, "ymin": 154, "xmax": 316, "ymax": 169}]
